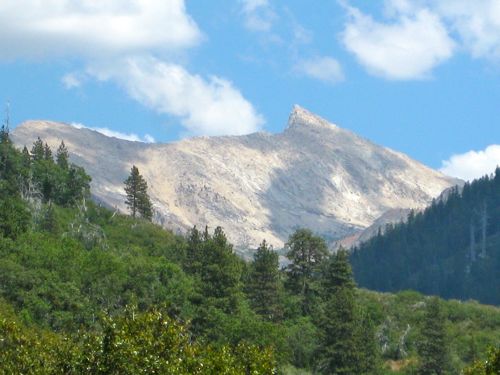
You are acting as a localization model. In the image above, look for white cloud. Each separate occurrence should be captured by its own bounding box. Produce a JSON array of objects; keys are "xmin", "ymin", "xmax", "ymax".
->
[
  {"xmin": 434, "ymin": 0, "xmax": 500, "ymax": 61},
  {"xmin": 440, "ymin": 145, "xmax": 500, "ymax": 181},
  {"xmin": 71, "ymin": 122, "xmax": 155, "ymax": 143},
  {"xmin": 62, "ymin": 73, "xmax": 83, "ymax": 89},
  {"xmin": 341, "ymin": 4, "xmax": 455, "ymax": 80},
  {"xmin": 341, "ymin": 0, "xmax": 500, "ymax": 77},
  {"xmin": 89, "ymin": 57, "xmax": 264, "ymax": 136},
  {"xmin": 1, "ymin": 0, "xmax": 264, "ymax": 137},
  {"xmin": 0, "ymin": 0, "xmax": 201, "ymax": 59},
  {"xmin": 296, "ymin": 56, "xmax": 344, "ymax": 84},
  {"xmin": 240, "ymin": 0, "xmax": 275, "ymax": 32}
]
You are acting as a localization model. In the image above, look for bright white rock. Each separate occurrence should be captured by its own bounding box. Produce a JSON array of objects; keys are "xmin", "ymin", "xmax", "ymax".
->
[{"xmin": 12, "ymin": 106, "xmax": 460, "ymax": 254}]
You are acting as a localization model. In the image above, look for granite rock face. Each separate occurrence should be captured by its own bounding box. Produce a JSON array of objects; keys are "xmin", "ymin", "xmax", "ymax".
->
[{"xmin": 12, "ymin": 106, "xmax": 460, "ymax": 252}]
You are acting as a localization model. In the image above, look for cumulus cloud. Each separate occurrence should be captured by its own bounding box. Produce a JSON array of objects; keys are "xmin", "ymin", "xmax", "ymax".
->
[
  {"xmin": 440, "ymin": 145, "xmax": 500, "ymax": 181},
  {"xmin": 88, "ymin": 57, "xmax": 264, "ymax": 136},
  {"xmin": 0, "ymin": 0, "xmax": 201, "ymax": 59},
  {"xmin": 341, "ymin": 4, "xmax": 455, "ymax": 80},
  {"xmin": 341, "ymin": 0, "xmax": 500, "ymax": 78},
  {"xmin": 296, "ymin": 56, "xmax": 344, "ymax": 84},
  {"xmin": 71, "ymin": 123, "xmax": 155, "ymax": 143},
  {"xmin": 0, "ymin": 0, "xmax": 264, "ymax": 137},
  {"xmin": 434, "ymin": 0, "xmax": 500, "ymax": 61},
  {"xmin": 240, "ymin": 0, "xmax": 275, "ymax": 32}
]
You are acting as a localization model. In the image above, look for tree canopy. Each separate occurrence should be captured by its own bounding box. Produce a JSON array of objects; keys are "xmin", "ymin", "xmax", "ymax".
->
[{"xmin": 124, "ymin": 165, "xmax": 153, "ymax": 221}]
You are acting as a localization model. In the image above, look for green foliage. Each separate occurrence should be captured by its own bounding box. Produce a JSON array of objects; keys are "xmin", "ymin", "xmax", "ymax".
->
[
  {"xmin": 0, "ymin": 195, "xmax": 31, "ymax": 239},
  {"xmin": 30, "ymin": 136, "xmax": 45, "ymax": 162},
  {"xmin": 285, "ymin": 228, "xmax": 328, "ymax": 316},
  {"xmin": 26, "ymin": 137, "xmax": 91, "ymax": 205},
  {"xmin": 55, "ymin": 141, "xmax": 69, "ymax": 170},
  {"xmin": 124, "ymin": 165, "xmax": 153, "ymax": 220},
  {"xmin": 40, "ymin": 203, "xmax": 60, "ymax": 234},
  {"xmin": 1, "ymin": 136, "xmax": 500, "ymax": 374},
  {"xmin": 284, "ymin": 316, "xmax": 320, "ymax": 369},
  {"xmin": 247, "ymin": 240, "xmax": 282, "ymax": 321},
  {"xmin": 463, "ymin": 347, "xmax": 500, "ymax": 375},
  {"xmin": 317, "ymin": 250, "xmax": 379, "ymax": 374},
  {"xmin": 0, "ymin": 126, "xmax": 31, "ymax": 239},
  {"xmin": 351, "ymin": 169, "xmax": 500, "ymax": 305},
  {"xmin": 0, "ymin": 305, "xmax": 278, "ymax": 374},
  {"xmin": 417, "ymin": 297, "xmax": 451, "ymax": 374}
]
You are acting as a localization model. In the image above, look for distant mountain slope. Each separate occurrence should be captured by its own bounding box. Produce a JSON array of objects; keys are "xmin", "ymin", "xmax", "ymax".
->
[
  {"xmin": 12, "ymin": 106, "xmax": 459, "ymax": 250},
  {"xmin": 350, "ymin": 170, "xmax": 500, "ymax": 305}
]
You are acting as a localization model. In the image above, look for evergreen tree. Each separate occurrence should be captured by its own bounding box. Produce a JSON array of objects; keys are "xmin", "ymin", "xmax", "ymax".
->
[
  {"xmin": 0, "ymin": 124, "xmax": 9, "ymax": 143},
  {"xmin": 19, "ymin": 146, "xmax": 32, "ymax": 195},
  {"xmin": 40, "ymin": 203, "xmax": 59, "ymax": 234},
  {"xmin": 185, "ymin": 226, "xmax": 203, "ymax": 275},
  {"xmin": 124, "ymin": 165, "xmax": 152, "ymax": 221},
  {"xmin": 285, "ymin": 229, "xmax": 328, "ymax": 315},
  {"xmin": 247, "ymin": 240, "xmax": 282, "ymax": 321},
  {"xmin": 317, "ymin": 249, "xmax": 359, "ymax": 374},
  {"xmin": 0, "ymin": 125, "xmax": 20, "ymax": 195},
  {"xmin": 31, "ymin": 137, "xmax": 45, "ymax": 162},
  {"xmin": 56, "ymin": 141, "xmax": 69, "ymax": 170},
  {"xmin": 417, "ymin": 297, "xmax": 451, "ymax": 375},
  {"xmin": 63, "ymin": 165, "xmax": 91, "ymax": 206},
  {"xmin": 44, "ymin": 143, "xmax": 53, "ymax": 161},
  {"xmin": 0, "ymin": 128, "xmax": 31, "ymax": 238},
  {"xmin": 30, "ymin": 139, "xmax": 55, "ymax": 202},
  {"xmin": 356, "ymin": 311, "xmax": 381, "ymax": 374},
  {"xmin": 190, "ymin": 226, "xmax": 244, "ymax": 338},
  {"xmin": 200, "ymin": 226, "xmax": 241, "ymax": 306}
]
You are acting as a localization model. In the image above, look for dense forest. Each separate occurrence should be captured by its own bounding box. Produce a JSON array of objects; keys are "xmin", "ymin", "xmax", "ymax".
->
[
  {"xmin": 1, "ymin": 124, "xmax": 499, "ymax": 374},
  {"xmin": 351, "ymin": 169, "xmax": 500, "ymax": 306}
]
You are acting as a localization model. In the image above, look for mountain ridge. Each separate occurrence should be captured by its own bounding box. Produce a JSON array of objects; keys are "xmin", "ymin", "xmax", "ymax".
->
[{"xmin": 12, "ymin": 106, "xmax": 460, "ymax": 251}]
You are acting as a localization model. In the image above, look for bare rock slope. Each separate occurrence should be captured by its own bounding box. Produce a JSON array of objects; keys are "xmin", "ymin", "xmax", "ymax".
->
[{"xmin": 12, "ymin": 106, "xmax": 459, "ymax": 250}]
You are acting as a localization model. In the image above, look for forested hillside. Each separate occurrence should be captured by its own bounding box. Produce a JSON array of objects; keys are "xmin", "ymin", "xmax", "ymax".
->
[
  {"xmin": 1, "ymin": 125, "xmax": 499, "ymax": 374},
  {"xmin": 351, "ymin": 169, "xmax": 500, "ymax": 305}
]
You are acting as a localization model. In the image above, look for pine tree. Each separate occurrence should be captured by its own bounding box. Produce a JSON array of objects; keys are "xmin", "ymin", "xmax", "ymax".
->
[
  {"xmin": 201, "ymin": 226, "xmax": 241, "ymax": 305},
  {"xmin": 31, "ymin": 137, "xmax": 45, "ymax": 161},
  {"xmin": 356, "ymin": 310, "xmax": 381, "ymax": 374},
  {"xmin": 285, "ymin": 229, "xmax": 328, "ymax": 315},
  {"xmin": 124, "ymin": 165, "xmax": 152, "ymax": 220},
  {"xmin": 40, "ymin": 203, "xmax": 59, "ymax": 234},
  {"xmin": 0, "ymin": 124, "xmax": 19, "ymax": 194},
  {"xmin": 185, "ymin": 226, "xmax": 203, "ymax": 275},
  {"xmin": 19, "ymin": 146, "xmax": 32, "ymax": 195},
  {"xmin": 317, "ymin": 249, "xmax": 359, "ymax": 374},
  {"xmin": 0, "ymin": 127, "xmax": 31, "ymax": 238},
  {"xmin": 417, "ymin": 297, "xmax": 451, "ymax": 375},
  {"xmin": 44, "ymin": 143, "xmax": 53, "ymax": 161},
  {"xmin": 64, "ymin": 165, "xmax": 91, "ymax": 206},
  {"xmin": 56, "ymin": 141, "xmax": 69, "ymax": 170},
  {"xmin": 248, "ymin": 240, "xmax": 282, "ymax": 321}
]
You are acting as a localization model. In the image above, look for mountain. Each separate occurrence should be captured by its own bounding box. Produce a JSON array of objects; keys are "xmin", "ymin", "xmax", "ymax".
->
[
  {"xmin": 350, "ymin": 171, "xmax": 500, "ymax": 305},
  {"xmin": 11, "ymin": 106, "xmax": 460, "ymax": 251}
]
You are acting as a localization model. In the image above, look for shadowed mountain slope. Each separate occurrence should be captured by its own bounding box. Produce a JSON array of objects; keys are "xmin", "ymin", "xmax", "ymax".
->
[{"xmin": 12, "ymin": 106, "xmax": 459, "ymax": 251}]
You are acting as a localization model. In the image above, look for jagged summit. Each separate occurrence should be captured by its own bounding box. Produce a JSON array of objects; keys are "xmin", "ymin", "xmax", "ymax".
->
[
  {"xmin": 287, "ymin": 105, "xmax": 338, "ymax": 131},
  {"xmin": 11, "ymin": 110, "xmax": 460, "ymax": 253}
]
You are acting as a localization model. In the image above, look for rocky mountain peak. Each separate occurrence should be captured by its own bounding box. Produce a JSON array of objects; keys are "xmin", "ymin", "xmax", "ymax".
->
[
  {"xmin": 11, "ymin": 108, "xmax": 460, "ymax": 254},
  {"xmin": 287, "ymin": 105, "xmax": 338, "ymax": 132}
]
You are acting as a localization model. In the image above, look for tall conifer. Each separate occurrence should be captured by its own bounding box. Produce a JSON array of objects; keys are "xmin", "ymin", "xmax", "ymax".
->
[
  {"xmin": 56, "ymin": 141, "xmax": 69, "ymax": 170},
  {"xmin": 248, "ymin": 240, "xmax": 281, "ymax": 321},
  {"xmin": 417, "ymin": 297, "xmax": 451, "ymax": 375},
  {"xmin": 124, "ymin": 165, "xmax": 152, "ymax": 221},
  {"xmin": 317, "ymin": 249, "xmax": 359, "ymax": 374},
  {"xmin": 285, "ymin": 229, "xmax": 328, "ymax": 315}
]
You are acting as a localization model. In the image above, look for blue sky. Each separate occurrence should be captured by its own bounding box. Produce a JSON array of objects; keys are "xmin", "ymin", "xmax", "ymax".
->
[{"xmin": 1, "ymin": 0, "xmax": 499, "ymax": 180}]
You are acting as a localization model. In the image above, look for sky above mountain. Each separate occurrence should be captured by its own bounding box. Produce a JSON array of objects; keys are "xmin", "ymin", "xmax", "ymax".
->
[{"xmin": 1, "ymin": 0, "xmax": 499, "ymax": 181}]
